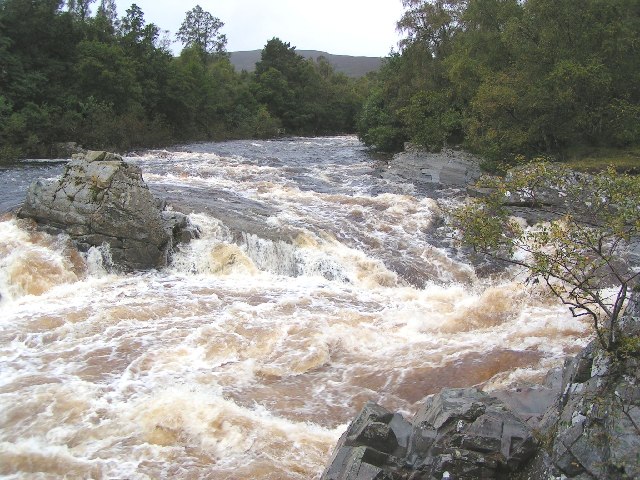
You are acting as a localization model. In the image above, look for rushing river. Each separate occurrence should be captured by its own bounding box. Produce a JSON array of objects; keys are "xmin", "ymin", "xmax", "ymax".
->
[{"xmin": 0, "ymin": 137, "xmax": 589, "ymax": 479}]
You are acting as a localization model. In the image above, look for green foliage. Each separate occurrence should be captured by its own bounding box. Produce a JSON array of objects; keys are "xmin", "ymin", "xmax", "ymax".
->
[
  {"xmin": 0, "ymin": 1, "xmax": 367, "ymax": 158},
  {"xmin": 563, "ymin": 146, "xmax": 640, "ymax": 174},
  {"xmin": 359, "ymin": 0, "xmax": 640, "ymax": 161},
  {"xmin": 176, "ymin": 5, "xmax": 227, "ymax": 57},
  {"xmin": 617, "ymin": 335, "xmax": 640, "ymax": 359},
  {"xmin": 401, "ymin": 90, "xmax": 462, "ymax": 151},
  {"xmin": 357, "ymin": 87, "xmax": 406, "ymax": 152},
  {"xmin": 74, "ymin": 40, "xmax": 142, "ymax": 113},
  {"xmin": 253, "ymin": 105, "xmax": 282, "ymax": 139},
  {"xmin": 452, "ymin": 163, "xmax": 640, "ymax": 354},
  {"xmin": 253, "ymin": 38, "xmax": 364, "ymax": 136}
]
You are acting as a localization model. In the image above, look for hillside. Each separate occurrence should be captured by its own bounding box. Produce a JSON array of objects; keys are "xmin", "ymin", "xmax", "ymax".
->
[{"xmin": 229, "ymin": 50, "xmax": 382, "ymax": 77}]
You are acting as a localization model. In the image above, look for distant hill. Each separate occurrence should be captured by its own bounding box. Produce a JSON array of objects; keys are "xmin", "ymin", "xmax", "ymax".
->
[{"xmin": 229, "ymin": 50, "xmax": 383, "ymax": 78}]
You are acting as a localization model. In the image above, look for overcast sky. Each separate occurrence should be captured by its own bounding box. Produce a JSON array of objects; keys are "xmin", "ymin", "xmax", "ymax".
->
[{"xmin": 116, "ymin": 0, "xmax": 406, "ymax": 57}]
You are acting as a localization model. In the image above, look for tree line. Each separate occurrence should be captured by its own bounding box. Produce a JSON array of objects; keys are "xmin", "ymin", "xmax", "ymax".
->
[
  {"xmin": 358, "ymin": 0, "xmax": 640, "ymax": 169},
  {"xmin": 0, "ymin": 0, "xmax": 370, "ymax": 161}
]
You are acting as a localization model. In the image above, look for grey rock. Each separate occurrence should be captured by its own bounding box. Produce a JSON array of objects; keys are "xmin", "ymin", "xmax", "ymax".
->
[
  {"xmin": 538, "ymin": 293, "xmax": 640, "ymax": 479},
  {"xmin": 413, "ymin": 388, "xmax": 492, "ymax": 431},
  {"xmin": 323, "ymin": 446, "xmax": 394, "ymax": 480},
  {"xmin": 430, "ymin": 448, "xmax": 498, "ymax": 478},
  {"xmin": 321, "ymin": 403, "xmax": 405, "ymax": 480},
  {"xmin": 385, "ymin": 146, "xmax": 482, "ymax": 189},
  {"xmin": 18, "ymin": 150, "xmax": 197, "ymax": 271},
  {"xmin": 162, "ymin": 211, "xmax": 200, "ymax": 244},
  {"xmin": 492, "ymin": 371, "xmax": 563, "ymax": 429},
  {"xmin": 322, "ymin": 390, "xmax": 537, "ymax": 480},
  {"xmin": 350, "ymin": 422, "xmax": 399, "ymax": 456}
]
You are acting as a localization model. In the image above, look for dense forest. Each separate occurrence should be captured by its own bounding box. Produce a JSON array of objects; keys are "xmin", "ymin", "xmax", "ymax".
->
[
  {"xmin": 358, "ymin": 0, "xmax": 640, "ymax": 168},
  {"xmin": 0, "ymin": 0, "xmax": 370, "ymax": 160},
  {"xmin": 1, "ymin": 0, "xmax": 639, "ymax": 166}
]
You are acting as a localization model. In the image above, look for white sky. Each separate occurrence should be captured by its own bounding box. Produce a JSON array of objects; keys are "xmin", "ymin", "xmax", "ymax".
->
[{"xmin": 115, "ymin": 0, "xmax": 406, "ymax": 57}]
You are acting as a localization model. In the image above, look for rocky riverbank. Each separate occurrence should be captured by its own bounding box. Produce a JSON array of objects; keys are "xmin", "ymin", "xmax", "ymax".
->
[
  {"xmin": 321, "ymin": 148, "xmax": 640, "ymax": 480},
  {"xmin": 381, "ymin": 146, "xmax": 483, "ymax": 196},
  {"xmin": 13, "ymin": 145, "xmax": 639, "ymax": 479},
  {"xmin": 320, "ymin": 294, "xmax": 640, "ymax": 480}
]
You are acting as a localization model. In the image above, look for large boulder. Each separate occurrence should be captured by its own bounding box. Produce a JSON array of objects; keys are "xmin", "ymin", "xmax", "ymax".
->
[
  {"xmin": 18, "ymin": 150, "xmax": 197, "ymax": 271},
  {"xmin": 384, "ymin": 146, "xmax": 482, "ymax": 193}
]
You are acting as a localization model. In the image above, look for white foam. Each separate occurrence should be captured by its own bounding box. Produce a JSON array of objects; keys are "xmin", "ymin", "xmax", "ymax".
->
[{"xmin": 0, "ymin": 140, "xmax": 596, "ymax": 478}]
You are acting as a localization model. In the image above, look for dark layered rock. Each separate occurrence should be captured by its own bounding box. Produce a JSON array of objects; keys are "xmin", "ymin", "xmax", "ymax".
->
[
  {"xmin": 543, "ymin": 346, "xmax": 639, "ymax": 478},
  {"xmin": 322, "ymin": 389, "xmax": 538, "ymax": 480},
  {"xmin": 513, "ymin": 294, "xmax": 640, "ymax": 480},
  {"xmin": 322, "ymin": 402, "xmax": 410, "ymax": 480},
  {"xmin": 18, "ymin": 150, "xmax": 198, "ymax": 271},
  {"xmin": 492, "ymin": 367, "xmax": 563, "ymax": 429}
]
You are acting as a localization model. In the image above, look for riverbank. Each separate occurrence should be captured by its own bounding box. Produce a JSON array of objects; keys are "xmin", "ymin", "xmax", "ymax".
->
[
  {"xmin": 321, "ymin": 297, "xmax": 640, "ymax": 479},
  {"xmin": 562, "ymin": 145, "xmax": 640, "ymax": 174},
  {"xmin": 319, "ymin": 145, "xmax": 640, "ymax": 479}
]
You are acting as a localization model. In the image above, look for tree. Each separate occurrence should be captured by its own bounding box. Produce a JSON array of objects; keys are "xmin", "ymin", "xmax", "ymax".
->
[
  {"xmin": 451, "ymin": 162, "xmax": 640, "ymax": 356},
  {"xmin": 176, "ymin": 5, "xmax": 226, "ymax": 56},
  {"xmin": 96, "ymin": 0, "xmax": 117, "ymax": 26},
  {"xmin": 119, "ymin": 3, "xmax": 159, "ymax": 50},
  {"xmin": 253, "ymin": 38, "xmax": 312, "ymax": 133},
  {"xmin": 255, "ymin": 38, "xmax": 300, "ymax": 76},
  {"xmin": 397, "ymin": 0, "xmax": 468, "ymax": 58},
  {"xmin": 97, "ymin": 0, "xmax": 116, "ymax": 18},
  {"xmin": 74, "ymin": 39, "xmax": 141, "ymax": 114},
  {"xmin": 65, "ymin": 0, "xmax": 95, "ymax": 20},
  {"xmin": 357, "ymin": 86, "xmax": 406, "ymax": 152},
  {"xmin": 358, "ymin": 0, "xmax": 640, "ymax": 159}
]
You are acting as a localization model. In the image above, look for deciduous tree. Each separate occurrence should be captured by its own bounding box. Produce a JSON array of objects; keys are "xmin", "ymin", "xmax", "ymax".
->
[
  {"xmin": 176, "ymin": 5, "xmax": 227, "ymax": 56},
  {"xmin": 452, "ymin": 162, "xmax": 640, "ymax": 356}
]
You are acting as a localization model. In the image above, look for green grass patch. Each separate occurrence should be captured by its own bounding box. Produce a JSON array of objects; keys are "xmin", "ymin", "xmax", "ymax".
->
[{"xmin": 561, "ymin": 146, "xmax": 640, "ymax": 174}]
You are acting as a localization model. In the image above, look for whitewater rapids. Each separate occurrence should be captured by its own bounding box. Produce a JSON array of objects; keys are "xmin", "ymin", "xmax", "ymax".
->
[{"xmin": 0, "ymin": 137, "xmax": 589, "ymax": 479}]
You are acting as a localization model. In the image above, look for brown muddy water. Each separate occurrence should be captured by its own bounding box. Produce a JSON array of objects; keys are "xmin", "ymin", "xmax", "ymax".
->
[{"xmin": 0, "ymin": 137, "xmax": 589, "ymax": 479}]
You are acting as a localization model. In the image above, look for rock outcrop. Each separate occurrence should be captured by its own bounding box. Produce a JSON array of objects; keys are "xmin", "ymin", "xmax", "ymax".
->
[
  {"xmin": 18, "ymin": 150, "xmax": 198, "ymax": 271},
  {"xmin": 384, "ymin": 146, "xmax": 482, "ymax": 193},
  {"xmin": 539, "ymin": 336, "xmax": 640, "ymax": 478},
  {"xmin": 322, "ymin": 294, "xmax": 640, "ymax": 480},
  {"xmin": 322, "ymin": 389, "xmax": 538, "ymax": 479},
  {"xmin": 466, "ymin": 164, "xmax": 600, "ymax": 226}
]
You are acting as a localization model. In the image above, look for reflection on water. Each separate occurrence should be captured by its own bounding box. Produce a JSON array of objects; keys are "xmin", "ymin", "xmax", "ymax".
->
[{"xmin": 0, "ymin": 137, "xmax": 588, "ymax": 479}]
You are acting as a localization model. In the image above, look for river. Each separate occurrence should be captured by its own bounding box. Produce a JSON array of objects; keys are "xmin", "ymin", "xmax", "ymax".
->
[{"xmin": 0, "ymin": 137, "xmax": 589, "ymax": 479}]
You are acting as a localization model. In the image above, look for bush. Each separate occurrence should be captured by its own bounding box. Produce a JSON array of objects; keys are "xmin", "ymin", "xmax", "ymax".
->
[{"xmin": 451, "ymin": 162, "xmax": 640, "ymax": 355}]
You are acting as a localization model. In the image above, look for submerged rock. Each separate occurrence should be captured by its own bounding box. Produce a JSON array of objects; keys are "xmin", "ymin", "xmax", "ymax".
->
[{"xmin": 18, "ymin": 150, "xmax": 198, "ymax": 271}]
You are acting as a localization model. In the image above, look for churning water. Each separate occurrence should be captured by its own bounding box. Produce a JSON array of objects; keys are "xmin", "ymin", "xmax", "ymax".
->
[{"xmin": 0, "ymin": 137, "xmax": 589, "ymax": 479}]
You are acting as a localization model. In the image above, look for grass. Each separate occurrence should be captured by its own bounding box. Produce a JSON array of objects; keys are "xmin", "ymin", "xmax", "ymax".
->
[{"xmin": 561, "ymin": 146, "xmax": 640, "ymax": 174}]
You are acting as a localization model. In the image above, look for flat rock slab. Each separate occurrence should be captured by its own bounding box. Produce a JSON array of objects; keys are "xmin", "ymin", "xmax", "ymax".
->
[{"xmin": 384, "ymin": 147, "xmax": 482, "ymax": 188}]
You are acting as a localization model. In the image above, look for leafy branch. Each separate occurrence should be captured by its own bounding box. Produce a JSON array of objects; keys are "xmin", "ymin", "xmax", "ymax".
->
[{"xmin": 451, "ymin": 162, "xmax": 640, "ymax": 355}]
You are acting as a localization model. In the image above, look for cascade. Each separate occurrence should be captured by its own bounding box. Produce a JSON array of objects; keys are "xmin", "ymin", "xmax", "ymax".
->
[{"xmin": 0, "ymin": 137, "xmax": 589, "ymax": 479}]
